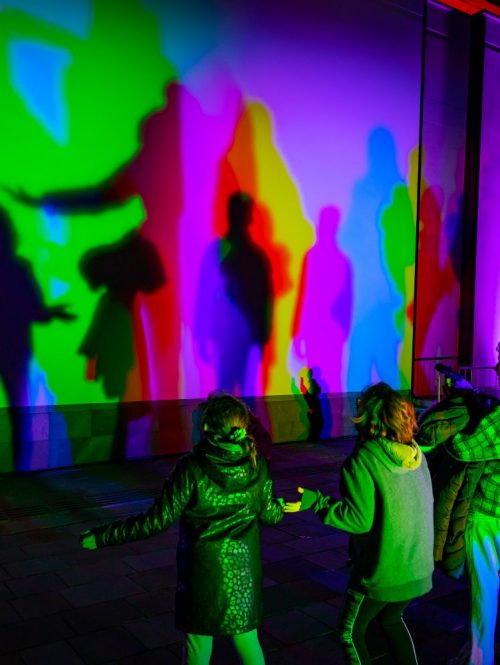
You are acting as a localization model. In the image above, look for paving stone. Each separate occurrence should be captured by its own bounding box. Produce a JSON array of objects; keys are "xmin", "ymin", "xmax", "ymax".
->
[
  {"xmin": 260, "ymin": 542, "xmax": 303, "ymax": 563},
  {"xmin": 263, "ymin": 608, "xmax": 333, "ymax": 644},
  {"xmin": 128, "ymin": 564, "xmax": 178, "ymax": 591},
  {"xmin": 300, "ymin": 601, "xmax": 341, "ymax": 628},
  {"xmin": 258, "ymin": 626, "xmax": 288, "ymax": 652},
  {"xmin": 127, "ymin": 530, "xmax": 179, "ymax": 552},
  {"xmin": 262, "ymin": 575, "xmax": 277, "ymax": 588},
  {"xmin": 304, "ymin": 548, "xmax": 350, "ymax": 570},
  {"xmin": 0, "ymin": 581, "xmax": 13, "ymax": 600},
  {"xmin": 285, "ymin": 531, "xmax": 349, "ymax": 554},
  {"xmin": 10, "ymin": 591, "xmax": 72, "ymax": 619},
  {"xmin": 263, "ymin": 578, "xmax": 332, "ymax": 616},
  {"xmin": 125, "ymin": 589, "xmax": 175, "ymax": 616},
  {"xmin": 0, "ymin": 521, "xmax": 41, "ymax": 536},
  {"xmin": 20, "ymin": 539, "xmax": 79, "ymax": 558},
  {"xmin": 0, "ymin": 548, "xmax": 30, "ymax": 565},
  {"xmin": 0, "ymin": 598, "xmax": 20, "ymax": 625},
  {"xmin": 3, "ymin": 555, "xmax": 69, "ymax": 578},
  {"xmin": 122, "ymin": 548, "xmax": 177, "ymax": 572},
  {"xmin": 57, "ymin": 558, "xmax": 136, "ymax": 586},
  {"xmin": 21, "ymin": 640, "xmax": 85, "ymax": 665},
  {"xmin": 60, "ymin": 577, "xmax": 144, "ymax": 608},
  {"xmin": 61, "ymin": 599, "xmax": 143, "ymax": 634},
  {"xmin": 308, "ymin": 567, "xmax": 351, "ymax": 594},
  {"xmin": 405, "ymin": 600, "xmax": 467, "ymax": 637},
  {"xmin": 276, "ymin": 520, "xmax": 333, "ymax": 539},
  {"xmin": 431, "ymin": 588, "xmax": 470, "ymax": 615},
  {"xmin": 61, "ymin": 543, "xmax": 138, "ymax": 566},
  {"xmin": 5, "ymin": 572, "xmax": 67, "ymax": 597},
  {"xmin": 265, "ymin": 633, "xmax": 343, "ymax": 665},
  {"xmin": 260, "ymin": 524, "xmax": 297, "ymax": 544},
  {"xmin": 0, "ymin": 653, "xmax": 24, "ymax": 665},
  {"xmin": 264, "ymin": 557, "xmax": 326, "ymax": 583},
  {"xmin": 0, "ymin": 615, "xmax": 75, "ymax": 653},
  {"xmin": 69, "ymin": 626, "xmax": 145, "ymax": 664},
  {"xmin": 120, "ymin": 647, "xmax": 181, "ymax": 664},
  {"xmin": 123, "ymin": 613, "xmax": 183, "ymax": 648}
]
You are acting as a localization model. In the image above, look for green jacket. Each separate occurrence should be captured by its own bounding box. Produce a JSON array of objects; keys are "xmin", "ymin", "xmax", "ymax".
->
[
  {"xmin": 417, "ymin": 392, "xmax": 500, "ymax": 577},
  {"xmin": 91, "ymin": 438, "xmax": 284, "ymax": 635},
  {"xmin": 301, "ymin": 439, "xmax": 434, "ymax": 601},
  {"xmin": 448, "ymin": 406, "xmax": 500, "ymax": 518}
]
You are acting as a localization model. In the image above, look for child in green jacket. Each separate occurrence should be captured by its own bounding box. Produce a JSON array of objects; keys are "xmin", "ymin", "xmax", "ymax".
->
[
  {"xmin": 285, "ymin": 382, "xmax": 434, "ymax": 665},
  {"xmin": 80, "ymin": 393, "xmax": 284, "ymax": 664}
]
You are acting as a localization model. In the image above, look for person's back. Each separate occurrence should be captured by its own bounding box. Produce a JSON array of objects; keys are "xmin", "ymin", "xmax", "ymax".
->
[
  {"xmin": 80, "ymin": 393, "xmax": 284, "ymax": 664},
  {"xmin": 174, "ymin": 434, "xmax": 280, "ymax": 636},
  {"xmin": 285, "ymin": 382, "xmax": 434, "ymax": 665},
  {"xmin": 345, "ymin": 438, "xmax": 433, "ymax": 602}
]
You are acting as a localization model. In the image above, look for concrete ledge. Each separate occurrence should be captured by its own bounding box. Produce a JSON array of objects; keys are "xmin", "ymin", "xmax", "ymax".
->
[{"xmin": 0, "ymin": 394, "xmax": 358, "ymax": 473}]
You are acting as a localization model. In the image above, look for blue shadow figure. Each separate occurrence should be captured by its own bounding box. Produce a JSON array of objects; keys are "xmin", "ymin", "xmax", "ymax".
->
[{"xmin": 338, "ymin": 127, "xmax": 405, "ymax": 391}]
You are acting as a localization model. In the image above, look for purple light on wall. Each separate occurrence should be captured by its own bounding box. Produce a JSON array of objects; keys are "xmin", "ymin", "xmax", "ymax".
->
[{"xmin": 475, "ymin": 14, "xmax": 500, "ymax": 366}]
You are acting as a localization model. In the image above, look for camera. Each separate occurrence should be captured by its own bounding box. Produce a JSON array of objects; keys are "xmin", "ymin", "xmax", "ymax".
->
[{"xmin": 434, "ymin": 363, "xmax": 473, "ymax": 390}]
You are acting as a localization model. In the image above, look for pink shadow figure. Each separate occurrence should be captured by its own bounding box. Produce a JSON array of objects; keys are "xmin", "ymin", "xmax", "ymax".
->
[{"xmin": 293, "ymin": 206, "xmax": 352, "ymax": 393}]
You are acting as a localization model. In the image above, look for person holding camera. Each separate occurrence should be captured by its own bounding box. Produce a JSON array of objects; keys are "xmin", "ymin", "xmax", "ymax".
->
[{"xmin": 417, "ymin": 365, "xmax": 500, "ymax": 665}]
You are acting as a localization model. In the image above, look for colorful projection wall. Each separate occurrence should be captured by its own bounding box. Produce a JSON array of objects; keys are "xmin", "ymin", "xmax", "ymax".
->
[{"xmin": 0, "ymin": 0, "xmax": 424, "ymax": 422}]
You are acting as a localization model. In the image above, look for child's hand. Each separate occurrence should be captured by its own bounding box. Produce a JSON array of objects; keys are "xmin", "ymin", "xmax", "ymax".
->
[
  {"xmin": 284, "ymin": 487, "xmax": 304, "ymax": 513},
  {"xmin": 80, "ymin": 529, "xmax": 98, "ymax": 550}
]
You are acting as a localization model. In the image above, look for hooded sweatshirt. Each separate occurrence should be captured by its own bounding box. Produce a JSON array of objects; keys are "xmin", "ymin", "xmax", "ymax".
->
[{"xmin": 301, "ymin": 439, "xmax": 434, "ymax": 601}]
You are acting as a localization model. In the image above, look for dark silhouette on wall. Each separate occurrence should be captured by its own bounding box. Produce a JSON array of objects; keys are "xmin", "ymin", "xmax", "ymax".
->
[
  {"xmin": 7, "ymin": 82, "xmax": 183, "ymax": 405},
  {"xmin": 195, "ymin": 192, "xmax": 273, "ymax": 396},
  {"xmin": 0, "ymin": 207, "xmax": 74, "ymax": 470},
  {"xmin": 298, "ymin": 366, "xmax": 333, "ymax": 442},
  {"xmin": 79, "ymin": 230, "xmax": 165, "ymax": 458},
  {"xmin": 79, "ymin": 230, "xmax": 165, "ymax": 397},
  {"xmin": 6, "ymin": 82, "xmax": 185, "ymax": 461},
  {"xmin": 211, "ymin": 100, "xmax": 300, "ymax": 396}
]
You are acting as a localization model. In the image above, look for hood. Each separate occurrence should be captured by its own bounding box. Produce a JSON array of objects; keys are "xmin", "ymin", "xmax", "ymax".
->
[{"xmin": 363, "ymin": 438, "xmax": 422, "ymax": 471}]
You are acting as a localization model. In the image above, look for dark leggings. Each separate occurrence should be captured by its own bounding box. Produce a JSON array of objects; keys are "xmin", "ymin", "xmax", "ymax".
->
[{"xmin": 338, "ymin": 588, "xmax": 418, "ymax": 665}]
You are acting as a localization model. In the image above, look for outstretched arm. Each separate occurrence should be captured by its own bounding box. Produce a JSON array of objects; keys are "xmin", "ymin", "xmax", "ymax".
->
[
  {"xmin": 80, "ymin": 457, "xmax": 195, "ymax": 548},
  {"xmin": 5, "ymin": 182, "xmax": 127, "ymax": 214},
  {"xmin": 285, "ymin": 454, "xmax": 375, "ymax": 535},
  {"xmin": 43, "ymin": 304, "xmax": 77, "ymax": 323}
]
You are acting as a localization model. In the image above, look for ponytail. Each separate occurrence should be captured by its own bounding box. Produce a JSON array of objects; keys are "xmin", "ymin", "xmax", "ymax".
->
[{"xmin": 201, "ymin": 394, "xmax": 258, "ymax": 466}]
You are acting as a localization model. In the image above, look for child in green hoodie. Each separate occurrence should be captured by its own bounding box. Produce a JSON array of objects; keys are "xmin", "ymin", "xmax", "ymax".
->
[{"xmin": 285, "ymin": 382, "xmax": 434, "ymax": 665}]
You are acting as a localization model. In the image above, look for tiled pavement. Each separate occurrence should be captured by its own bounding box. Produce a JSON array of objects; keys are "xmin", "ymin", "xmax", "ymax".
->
[{"xmin": 0, "ymin": 438, "xmax": 491, "ymax": 664}]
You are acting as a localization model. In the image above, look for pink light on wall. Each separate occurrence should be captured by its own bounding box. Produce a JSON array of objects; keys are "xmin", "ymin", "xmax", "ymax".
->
[{"xmin": 474, "ymin": 13, "xmax": 500, "ymax": 367}]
